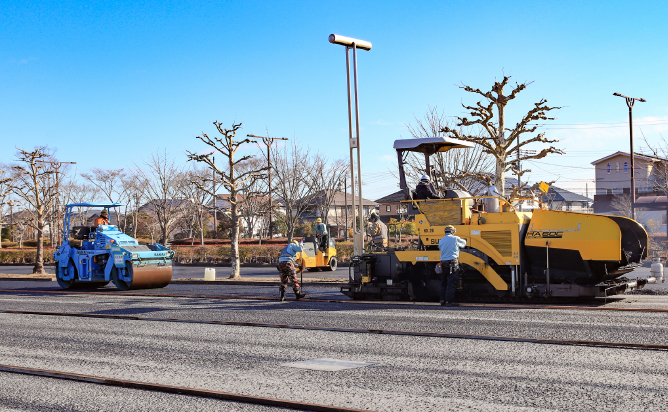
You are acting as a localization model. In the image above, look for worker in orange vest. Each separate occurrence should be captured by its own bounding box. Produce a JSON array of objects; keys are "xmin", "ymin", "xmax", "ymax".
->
[{"xmin": 94, "ymin": 210, "xmax": 110, "ymax": 227}]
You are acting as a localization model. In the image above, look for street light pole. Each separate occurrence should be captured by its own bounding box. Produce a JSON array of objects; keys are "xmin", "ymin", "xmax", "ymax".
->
[
  {"xmin": 248, "ymin": 134, "xmax": 288, "ymax": 239},
  {"xmin": 613, "ymin": 92, "xmax": 646, "ymax": 221},
  {"xmin": 329, "ymin": 33, "xmax": 371, "ymax": 254}
]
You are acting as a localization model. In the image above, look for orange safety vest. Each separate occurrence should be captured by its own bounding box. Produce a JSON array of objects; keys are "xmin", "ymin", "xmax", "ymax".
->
[{"xmin": 94, "ymin": 217, "xmax": 109, "ymax": 226}]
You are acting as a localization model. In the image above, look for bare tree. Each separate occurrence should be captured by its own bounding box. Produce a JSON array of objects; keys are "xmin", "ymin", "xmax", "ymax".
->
[
  {"xmin": 180, "ymin": 167, "xmax": 213, "ymax": 245},
  {"xmin": 81, "ymin": 168, "xmax": 126, "ymax": 229},
  {"xmin": 7, "ymin": 147, "xmax": 58, "ymax": 274},
  {"xmin": 186, "ymin": 121, "xmax": 268, "ymax": 279},
  {"xmin": 133, "ymin": 151, "xmax": 188, "ymax": 244},
  {"xmin": 120, "ymin": 173, "xmax": 146, "ymax": 239},
  {"xmin": 312, "ymin": 157, "xmax": 348, "ymax": 224},
  {"xmin": 272, "ymin": 141, "xmax": 321, "ymax": 242},
  {"xmin": 441, "ymin": 76, "xmax": 563, "ymax": 196},
  {"xmin": 405, "ymin": 106, "xmax": 494, "ymax": 195},
  {"xmin": 0, "ymin": 170, "xmax": 11, "ymax": 249},
  {"xmin": 236, "ymin": 157, "xmax": 271, "ymax": 238}
]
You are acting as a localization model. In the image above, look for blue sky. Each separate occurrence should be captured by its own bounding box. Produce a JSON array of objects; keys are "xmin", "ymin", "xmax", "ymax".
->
[{"xmin": 2, "ymin": 0, "xmax": 667, "ymax": 200}]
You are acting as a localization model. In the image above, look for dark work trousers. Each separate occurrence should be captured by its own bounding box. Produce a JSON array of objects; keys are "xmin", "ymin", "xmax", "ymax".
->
[{"xmin": 439, "ymin": 259, "xmax": 460, "ymax": 303}]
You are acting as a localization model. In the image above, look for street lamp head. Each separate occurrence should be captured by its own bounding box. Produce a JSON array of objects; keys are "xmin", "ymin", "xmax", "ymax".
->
[
  {"xmin": 638, "ymin": 98, "xmax": 647, "ymax": 103},
  {"xmin": 328, "ymin": 34, "xmax": 372, "ymax": 51},
  {"xmin": 613, "ymin": 92, "xmax": 622, "ymax": 97}
]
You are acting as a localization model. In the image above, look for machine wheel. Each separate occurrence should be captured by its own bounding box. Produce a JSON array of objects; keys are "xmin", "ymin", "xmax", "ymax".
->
[
  {"xmin": 323, "ymin": 257, "xmax": 337, "ymax": 271},
  {"xmin": 56, "ymin": 261, "xmax": 77, "ymax": 289},
  {"xmin": 111, "ymin": 266, "xmax": 132, "ymax": 290}
]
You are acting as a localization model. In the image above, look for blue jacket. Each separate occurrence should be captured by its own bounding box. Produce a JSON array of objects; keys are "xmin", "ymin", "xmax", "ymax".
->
[
  {"xmin": 438, "ymin": 234, "xmax": 466, "ymax": 261},
  {"xmin": 315, "ymin": 223, "xmax": 327, "ymax": 236},
  {"xmin": 279, "ymin": 243, "xmax": 303, "ymax": 263}
]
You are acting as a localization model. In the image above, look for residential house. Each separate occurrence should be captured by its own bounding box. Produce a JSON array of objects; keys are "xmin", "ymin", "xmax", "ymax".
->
[
  {"xmin": 296, "ymin": 190, "xmax": 377, "ymax": 238},
  {"xmin": 591, "ymin": 151, "xmax": 668, "ymax": 234}
]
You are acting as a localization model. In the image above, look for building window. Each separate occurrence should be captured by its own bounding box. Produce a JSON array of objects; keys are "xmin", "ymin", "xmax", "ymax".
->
[
  {"xmin": 607, "ymin": 163, "xmax": 611, "ymax": 174},
  {"xmin": 616, "ymin": 162, "xmax": 620, "ymax": 173},
  {"xmin": 606, "ymin": 189, "xmax": 612, "ymax": 194},
  {"xmin": 386, "ymin": 205, "xmax": 391, "ymax": 212},
  {"xmin": 624, "ymin": 162, "xmax": 628, "ymax": 173},
  {"xmin": 623, "ymin": 187, "xmax": 630, "ymax": 194}
]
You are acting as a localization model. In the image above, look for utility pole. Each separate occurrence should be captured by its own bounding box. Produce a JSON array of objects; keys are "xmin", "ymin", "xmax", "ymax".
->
[
  {"xmin": 212, "ymin": 156, "xmax": 216, "ymax": 239},
  {"xmin": 344, "ymin": 175, "xmax": 349, "ymax": 241},
  {"xmin": 613, "ymin": 92, "xmax": 646, "ymax": 220},
  {"xmin": 248, "ymin": 134, "xmax": 288, "ymax": 239}
]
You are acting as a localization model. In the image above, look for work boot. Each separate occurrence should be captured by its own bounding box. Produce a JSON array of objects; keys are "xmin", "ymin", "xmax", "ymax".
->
[
  {"xmin": 295, "ymin": 291, "xmax": 306, "ymax": 300},
  {"xmin": 440, "ymin": 300, "xmax": 447, "ymax": 306},
  {"xmin": 279, "ymin": 290, "xmax": 285, "ymax": 301}
]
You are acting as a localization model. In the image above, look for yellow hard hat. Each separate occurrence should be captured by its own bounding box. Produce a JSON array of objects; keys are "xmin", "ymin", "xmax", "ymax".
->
[
  {"xmin": 444, "ymin": 225, "xmax": 456, "ymax": 234},
  {"xmin": 316, "ymin": 218, "xmax": 322, "ymax": 223},
  {"xmin": 292, "ymin": 240, "xmax": 299, "ymax": 245}
]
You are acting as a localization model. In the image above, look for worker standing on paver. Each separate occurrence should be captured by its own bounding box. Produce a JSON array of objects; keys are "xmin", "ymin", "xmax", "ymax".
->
[
  {"xmin": 314, "ymin": 218, "xmax": 328, "ymax": 252},
  {"xmin": 415, "ymin": 175, "xmax": 441, "ymax": 200},
  {"xmin": 277, "ymin": 240, "xmax": 307, "ymax": 301},
  {"xmin": 438, "ymin": 225, "xmax": 467, "ymax": 307},
  {"xmin": 93, "ymin": 210, "xmax": 110, "ymax": 227},
  {"xmin": 366, "ymin": 212, "xmax": 388, "ymax": 250}
]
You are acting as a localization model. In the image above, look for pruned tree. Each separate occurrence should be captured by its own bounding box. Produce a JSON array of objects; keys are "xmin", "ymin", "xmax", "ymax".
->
[
  {"xmin": 120, "ymin": 173, "xmax": 146, "ymax": 239},
  {"xmin": 133, "ymin": 151, "xmax": 188, "ymax": 244},
  {"xmin": 7, "ymin": 147, "xmax": 58, "ymax": 274},
  {"xmin": 271, "ymin": 141, "xmax": 321, "ymax": 242},
  {"xmin": 405, "ymin": 106, "xmax": 494, "ymax": 195},
  {"xmin": 441, "ymin": 76, "xmax": 563, "ymax": 196},
  {"xmin": 186, "ymin": 121, "xmax": 268, "ymax": 279}
]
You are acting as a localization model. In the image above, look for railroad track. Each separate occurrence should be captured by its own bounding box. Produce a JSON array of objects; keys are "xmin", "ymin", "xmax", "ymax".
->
[
  {"xmin": 1, "ymin": 308, "xmax": 667, "ymax": 351},
  {"xmin": 0, "ymin": 364, "xmax": 369, "ymax": 412},
  {"xmin": 2, "ymin": 288, "xmax": 668, "ymax": 313}
]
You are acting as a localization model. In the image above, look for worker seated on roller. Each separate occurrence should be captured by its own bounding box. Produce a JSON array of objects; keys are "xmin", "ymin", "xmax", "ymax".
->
[
  {"xmin": 314, "ymin": 218, "xmax": 328, "ymax": 252},
  {"xmin": 414, "ymin": 175, "xmax": 441, "ymax": 200},
  {"xmin": 366, "ymin": 212, "xmax": 388, "ymax": 249},
  {"xmin": 92, "ymin": 210, "xmax": 110, "ymax": 230},
  {"xmin": 276, "ymin": 240, "xmax": 307, "ymax": 301}
]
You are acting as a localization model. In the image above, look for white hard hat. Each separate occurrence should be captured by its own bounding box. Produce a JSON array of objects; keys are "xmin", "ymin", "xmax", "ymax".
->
[{"xmin": 420, "ymin": 175, "xmax": 430, "ymax": 182}]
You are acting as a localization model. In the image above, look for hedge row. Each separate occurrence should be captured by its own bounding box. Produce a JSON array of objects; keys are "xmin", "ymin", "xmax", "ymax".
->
[
  {"xmin": 0, "ymin": 248, "xmax": 57, "ymax": 264},
  {"xmin": 171, "ymin": 242, "xmax": 354, "ymax": 264},
  {"xmin": 0, "ymin": 242, "xmax": 355, "ymax": 265}
]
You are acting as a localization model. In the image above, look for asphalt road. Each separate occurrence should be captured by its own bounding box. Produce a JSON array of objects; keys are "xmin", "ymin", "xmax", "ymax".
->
[
  {"xmin": 0, "ymin": 265, "xmax": 347, "ymax": 280},
  {"xmin": 1, "ymin": 282, "xmax": 667, "ymax": 410}
]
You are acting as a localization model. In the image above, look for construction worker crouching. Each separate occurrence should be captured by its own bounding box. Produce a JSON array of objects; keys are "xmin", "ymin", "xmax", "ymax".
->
[
  {"xmin": 314, "ymin": 217, "xmax": 328, "ymax": 252},
  {"xmin": 277, "ymin": 240, "xmax": 307, "ymax": 301},
  {"xmin": 438, "ymin": 225, "xmax": 466, "ymax": 307},
  {"xmin": 366, "ymin": 212, "xmax": 388, "ymax": 249}
]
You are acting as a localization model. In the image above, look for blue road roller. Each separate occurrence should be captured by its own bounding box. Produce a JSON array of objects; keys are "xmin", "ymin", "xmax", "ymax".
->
[{"xmin": 53, "ymin": 202, "xmax": 174, "ymax": 290}]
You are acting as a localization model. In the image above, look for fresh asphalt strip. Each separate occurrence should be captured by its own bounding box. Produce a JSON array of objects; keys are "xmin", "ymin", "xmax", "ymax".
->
[
  {"xmin": 1, "ymin": 309, "xmax": 667, "ymax": 352},
  {"xmin": 2, "ymin": 288, "xmax": 668, "ymax": 313},
  {"xmin": 0, "ymin": 364, "xmax": 371, "ymax": 412}
]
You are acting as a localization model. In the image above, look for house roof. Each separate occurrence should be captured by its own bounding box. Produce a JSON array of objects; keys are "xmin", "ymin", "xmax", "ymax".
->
[
  {"xmin": 375, "ymin": 190, "xmax": 405, "ymax": 203},
  {"xmin": 297, "ymin": 190, "xmax": 377, "ymax": 207},
  {"xmin": 590, "ymin": 151, "xmax": 664, "ymax": 165},
  {"xmin": 541, "ymin": 186, "xmax": 592, "ymax": 203}
]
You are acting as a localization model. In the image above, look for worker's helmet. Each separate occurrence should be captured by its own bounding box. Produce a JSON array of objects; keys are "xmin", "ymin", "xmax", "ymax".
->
[
  {"xmin": 292, "ymin": 240, "xmax": 299, "ymax": 245},
  {"xmin": 368, "ymin": 212, "xmax": 379, "ymax": 221},
  {"xmin": 444, "ymin": 225, "xmax": 456, "ymax": 234},
  {"xmin": 316, "ymin": 218, "xmax": 322, "ymax": 223},
  {"xmin": 100, "ymin": 210, "xmax": 109, "ymax": 216},
  {"xmin": 420, "ymin": 175, "xmax": 430, "ymax": 183}
]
